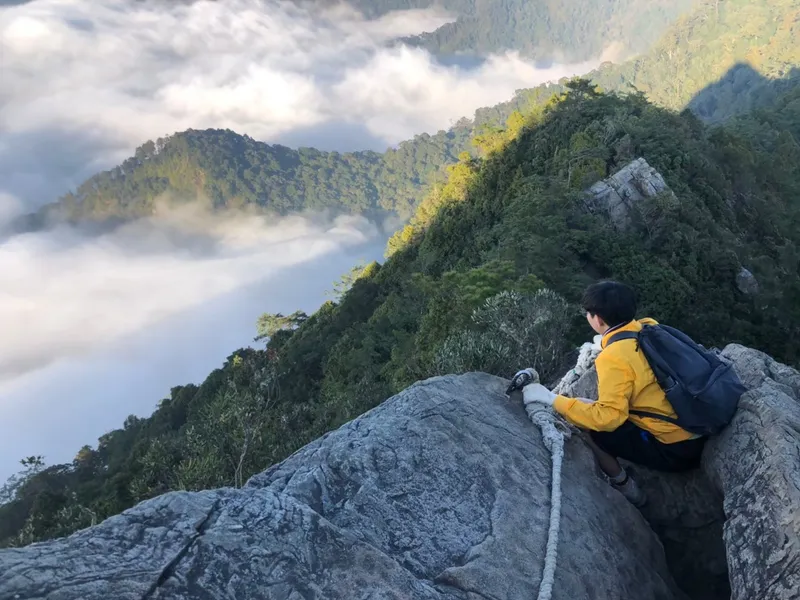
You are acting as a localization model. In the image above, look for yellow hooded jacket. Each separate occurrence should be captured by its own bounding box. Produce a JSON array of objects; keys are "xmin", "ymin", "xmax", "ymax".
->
[{"xmin": 552, "ymin": 318, "xmax": 696, "ymax": 444}]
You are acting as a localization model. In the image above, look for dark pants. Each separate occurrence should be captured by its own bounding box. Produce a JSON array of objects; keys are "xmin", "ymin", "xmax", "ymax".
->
[{"xmin": 590, "ymin": 421, "xmax": 706, "ymax": 472}]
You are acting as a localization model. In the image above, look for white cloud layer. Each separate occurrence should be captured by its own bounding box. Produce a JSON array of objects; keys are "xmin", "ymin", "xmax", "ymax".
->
[
  {"xmin": 0, "ymin": 209, "xmax": 386, "ymax": 478},
  {"xmin": 0, "ymin": 0, "xmax": 599, "ymax": 209},
  {"xmin": 0, "ymin": 0, "xmax": 601, "ymax": 479},
  {"xmin": 0, "ymin": 207, "xmax": 378, "ymax": 383}
]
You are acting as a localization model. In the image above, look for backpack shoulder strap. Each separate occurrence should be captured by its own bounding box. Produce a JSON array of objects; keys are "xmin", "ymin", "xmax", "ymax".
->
[
  {"xmin": 604, "ymin": 329, "xmax": 681, "ymax": 425},
  {"xmin": 606, "ymin": 331, "xmax": 639, "ymax": 347},
  {"xmin": 629, "ymin": 409, "xmax": 680, "ymax": 425}
]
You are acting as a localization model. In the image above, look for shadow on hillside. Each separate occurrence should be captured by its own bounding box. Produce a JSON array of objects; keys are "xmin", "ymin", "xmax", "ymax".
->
[
  {"xmin": 389, "ymin": 67, "xmax": 800, "ymax": 598},
  {"xmin": 687, "ymin": 62, "xmax": 800, "ymax": 122}
]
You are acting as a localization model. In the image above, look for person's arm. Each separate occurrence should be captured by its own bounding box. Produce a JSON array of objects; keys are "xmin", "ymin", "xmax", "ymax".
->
[{"xmin": 552, "ymin": 352, "xmax": 633, "ymax": 431}]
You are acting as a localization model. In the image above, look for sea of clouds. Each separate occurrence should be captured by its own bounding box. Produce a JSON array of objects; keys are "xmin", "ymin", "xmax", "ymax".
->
[{"xmin": 0, "ymin": 0, "xmax": 599, "ymax": 478}]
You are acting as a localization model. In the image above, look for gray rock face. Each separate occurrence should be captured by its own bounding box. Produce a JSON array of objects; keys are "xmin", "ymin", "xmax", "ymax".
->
[
  {"xmin": 584, "ymin": 157, "xmax": 673, "ymax": 228},
  {"xmin": 705, "ymin": 345, "xmax": 800, "ymax": 600},
  {"xmin": 628, "ymin": 463, "xmax": 730, "ymax": 600},
  {"xmin": 0, "ymin": 373, "xmax": 683, "ymax": 600},
  {"xmin": 558, "ymin": 360, "xmax": 730, "ymax": 600},
  {"xmin": 557, "ymin": 343, "xmax": 800, "ymax": 600},
  {"xmin": 735, "ymin": 267, "xmax": 760, "ymax": 295}
]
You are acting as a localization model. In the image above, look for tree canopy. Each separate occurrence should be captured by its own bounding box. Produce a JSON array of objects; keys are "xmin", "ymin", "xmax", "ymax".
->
[{"xmin": 312, "ymin": 0, "xmax": 695, "ymax": 62}]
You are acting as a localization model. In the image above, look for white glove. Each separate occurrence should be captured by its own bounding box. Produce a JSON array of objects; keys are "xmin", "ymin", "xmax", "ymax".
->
[{"xmin": 522, "ymin": 383, "xmax": 557, "ymax": 407}]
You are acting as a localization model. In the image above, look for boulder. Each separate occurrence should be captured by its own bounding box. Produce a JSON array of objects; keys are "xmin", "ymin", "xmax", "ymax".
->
[
  {"xmin": 704, "ymin": 345, "xmax": 800, "ymax": 600},
  {"xmin": 583, "ymin": 157, "xmax": 674, "ymax": 229},
  {"xmin": 626, "ymin": 463, "xmax": 730, "ymax": 600},
  {"xmin": 735, "ymin": 267, "xmax": 760, "ymax": 295},
  {"xmin": 0, "ymin": 373, "xmax": 683, "ymax": 600}
]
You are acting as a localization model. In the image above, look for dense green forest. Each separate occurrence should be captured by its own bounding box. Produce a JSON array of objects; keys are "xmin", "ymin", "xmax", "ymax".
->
[
  {"xmin": 308, "ymin": 0, "xmax": 695, "ymax": 62},
  {"xmin": 4, "ymin": 78, "xmax": 800, "ymax": 547},
  {"xmin": 484, "ymin": 0, "xmax": 800, "ymax": 123},
  {"xmin": 27, "ymin": 0, "xmax": 800, "ymax": 227},
  {"xmin": 35, "ymin": 125, "xmax": 472, "ymax": 223}
]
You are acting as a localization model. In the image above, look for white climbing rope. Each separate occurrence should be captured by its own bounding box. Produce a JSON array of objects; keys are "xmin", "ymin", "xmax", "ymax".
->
[
  {"xmin": 521, "ymin": 345, "xmax": 598, "ymax": 600},
  {"xmin": 525, "ymin": 399, "xmax": 571, "ymax": 600},
  {"xmin": 551, "ymin": 335, "xmax": 602, "ymax": 396}
]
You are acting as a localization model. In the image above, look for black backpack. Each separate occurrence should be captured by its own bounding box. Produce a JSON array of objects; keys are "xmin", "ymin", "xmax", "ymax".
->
[{"xmin": 607, "ymin": 324, "xmax": 746, "ymax": 436}]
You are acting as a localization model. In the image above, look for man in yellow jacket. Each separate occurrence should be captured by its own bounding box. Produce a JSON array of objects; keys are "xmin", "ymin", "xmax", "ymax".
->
[{"xmin": 519, "ymin": 281, "xmax": 706, "ymax": 507}]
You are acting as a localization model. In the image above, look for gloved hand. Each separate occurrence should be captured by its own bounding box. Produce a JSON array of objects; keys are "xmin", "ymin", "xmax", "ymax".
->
[{"xmin": 522, "ymin": 383, "xmax": 557, "ymax": 407}]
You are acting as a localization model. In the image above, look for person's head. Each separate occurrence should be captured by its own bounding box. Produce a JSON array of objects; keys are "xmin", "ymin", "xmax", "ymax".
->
[{"xmin": 581, "ymin": 280, "xmax": 637, "ymax": 335}]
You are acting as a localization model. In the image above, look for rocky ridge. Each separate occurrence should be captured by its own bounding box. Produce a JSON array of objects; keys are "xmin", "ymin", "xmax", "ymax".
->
[
  {"xmin": 583, "ymin": 157, "xmax": 673, "ymax": 229},
  {"xmin": 0, "ymin": 373, "xmax": 682, "ymax": 600},
  {"xmin": 1, "ymin": 344, "xmax": 798, "ymax": 599}
]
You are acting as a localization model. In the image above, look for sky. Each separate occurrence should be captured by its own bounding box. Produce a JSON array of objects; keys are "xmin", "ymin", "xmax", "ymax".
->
[{"xmin": 0, "ymin": 0, "xmax": 599, "ymax": 480}]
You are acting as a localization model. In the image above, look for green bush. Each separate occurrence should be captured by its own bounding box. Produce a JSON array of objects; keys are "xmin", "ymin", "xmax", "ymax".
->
[{"xmin": 435, "ymin": 289, "xmax": 576, "ymax": 379}]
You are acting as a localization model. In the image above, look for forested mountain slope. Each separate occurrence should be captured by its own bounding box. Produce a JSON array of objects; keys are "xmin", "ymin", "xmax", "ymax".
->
[
  {"xmin": 304, "ymin": 0, "xmax": 696, "ymax": 61},
  {"xmin": 4, "ymin": 81, "xmax": 800, "ymax": 547},
  {"xmin": 398, "ymin": 0, "xmax": 696, "ymax": 62},
  {"xmin": 23, "ymin": 0, "xmax": 800, "ymax": 228},
  {"xmin": 495, "ymin": 0, "xmax": 800, "ymax": 122},
  {"xmin": 32, "ymin": 125, "xmax": 472, "ymax": 223}
]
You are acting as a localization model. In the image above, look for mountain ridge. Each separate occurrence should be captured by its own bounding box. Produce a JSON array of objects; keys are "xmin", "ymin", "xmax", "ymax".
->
[
  {"xmin": 306, "ymin": 0, "xmax": 697, "ymax": 62},
  {"xmin": 19, "ymin": 0, "xmax": 800, "ymax": 230},
  {"xmin": 17, "ymin": 122, "xmax": 474, "ymax": 229}
]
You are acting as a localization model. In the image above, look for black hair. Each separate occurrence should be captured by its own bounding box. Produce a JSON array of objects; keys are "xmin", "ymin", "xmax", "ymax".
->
[{"xmin": 581, "ymin": 280, "xmax": 637, "ymax": 327}]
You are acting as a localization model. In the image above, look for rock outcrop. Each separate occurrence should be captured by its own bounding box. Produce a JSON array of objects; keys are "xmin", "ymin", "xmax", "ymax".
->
[
  {"xmin": 0, "ymin": 373, "xmax": 683, "ymax": 600},
  {"xmin": 583, "ymin": 157, "xmax": 674, "ymax": 229},
  {"xmin": 735, "ymin": 267, "xmax": 760, "ymax": 295},
  {"xmin": 4, "ymin": 345, "xmax": 797, "ymax": 600},
  {"xmin": 703, "ymin": 345, "xmax": 800, "ymax": 600},
  {"xmin": 560, "ymin": 343, "xmax": 800, "ymax": 600},
  {"xmin": 627, "ymin": 459, "xmax": 729, "ymax": 600}
]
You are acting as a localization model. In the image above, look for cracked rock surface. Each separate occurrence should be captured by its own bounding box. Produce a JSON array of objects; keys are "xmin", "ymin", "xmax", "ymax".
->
[
  {"xmin": 0, "ymin": 373, "xmax": 682, "ymax": 600},
  {"xmin": 704, "ymin": 345, "xmax": 800, "ymax": 600}
]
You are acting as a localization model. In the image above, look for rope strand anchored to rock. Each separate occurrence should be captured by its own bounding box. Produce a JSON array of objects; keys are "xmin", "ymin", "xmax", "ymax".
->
[
  {"xmin": 510, "ymin": 342, "xmax": 600, "ymax": 600},
  {"xmin": 525, "ymin": 397, "xmax": 571, "ymax": 600},
  {"xmin": 552, "ymin": 335, "xmax": 602, "ymax": 396}
]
